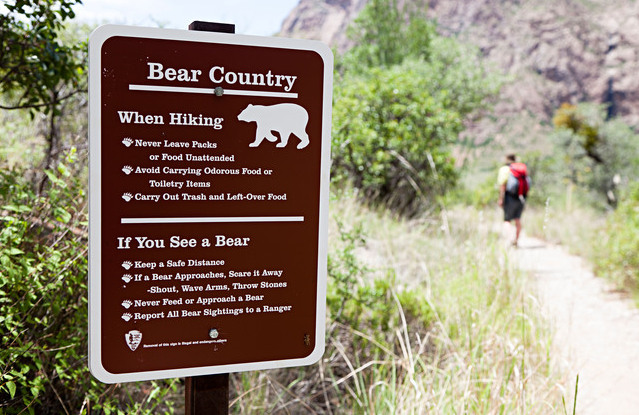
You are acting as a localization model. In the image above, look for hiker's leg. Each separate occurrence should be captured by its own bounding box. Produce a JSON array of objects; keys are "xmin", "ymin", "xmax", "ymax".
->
[
  {"xmin": 514, "ymin": 218, "xmax": 522, "ymax": 243},
  {"xmin": 502, "ymin": 220, "xmax": 512, "ymax": 242}
]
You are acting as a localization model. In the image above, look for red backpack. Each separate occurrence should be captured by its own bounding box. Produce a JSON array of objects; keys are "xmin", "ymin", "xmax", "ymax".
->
[{"xmin": 505, "ymin": 162, "xmax": 530, "ymax": 197}]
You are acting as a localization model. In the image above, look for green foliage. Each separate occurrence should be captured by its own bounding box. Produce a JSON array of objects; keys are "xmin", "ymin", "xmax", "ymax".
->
[
  {"xmin": 326, "ymin": 219, "xmax": 369, "ymax": 321},
  {"xmin": 0, "ymin": 162, "xmax": 176, "ymax": 414},
  {"xmin": 332, "ymin": 60, "xmax": 457, "ymax": 215},
  {"xmin": 327, "ymin": 221, "xmax": 433, "ymax": 333},
  {"xmin": 552, "ymin": 103, "xmax": 603, "ymax": 163},
  {"xmin": 341, "ymin": 0, "xmax": 434, "ymax": 69},
  {"xmin": 550, "ymin": 103, "xmax": 639, "ymax": 207},
  {"xmin": 332, "ymin": 0, "xmax": 500, "ymax": 216},
  {"xmin": 0, "ymin": 0, "xmax": 85, "ymax": 113},
  {"xmin": 321, "ymin": 219, "xmax": 435, "ymax": 411},
  {"xmin": 447, "ymin": 175, "xmax": 498, "ymax": 208},
  {"xmin": 332, "ymin": 48, "xmax": 499, "ymax": 215},
  {"xmin": 1, "ymin": 2, "xmax": 89, "ymax": 178},
  {"xmin": 594, "ymin": 183, "xmax": 639, "ymax": 291}
]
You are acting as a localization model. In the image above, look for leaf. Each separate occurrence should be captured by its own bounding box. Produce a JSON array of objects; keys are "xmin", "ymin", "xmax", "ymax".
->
[
  {"xmin": 147, "ymin": 386, "xmax": 160, "ymax": 401},
  {"xmin": 54, "ymin": 207, "xmax": 72, "ymax": 223},
  {"xmin": 7, "ymin": 380, "xmax": 17, "ymax": 398}
]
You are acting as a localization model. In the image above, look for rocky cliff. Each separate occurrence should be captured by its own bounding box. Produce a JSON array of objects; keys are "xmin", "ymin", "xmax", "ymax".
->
[
  {"xmin": 279, "ymin": 0, "xmax": 639, "ymax": 137},
  {"xmin": 279, "ymin": 0, "xmax": 367, "ymax": 52}
]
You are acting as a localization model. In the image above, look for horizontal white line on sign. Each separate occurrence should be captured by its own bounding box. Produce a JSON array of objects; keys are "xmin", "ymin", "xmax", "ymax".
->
[
  {"xmin": 121, "ymin": 216, "xmax": 305, "ymax": 224},
  {"xmin": 129, "ymin": 84, "xmax": 298, "ymax": 99}
]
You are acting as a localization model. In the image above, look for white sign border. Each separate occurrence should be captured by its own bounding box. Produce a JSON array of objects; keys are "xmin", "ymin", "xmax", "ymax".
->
[{"xmin": 88, "ymin": 24, "xmax": 333, "ymax": 384}]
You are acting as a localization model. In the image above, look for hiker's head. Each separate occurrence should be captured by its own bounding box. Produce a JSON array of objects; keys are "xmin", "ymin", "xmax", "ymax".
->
[{"xmin": 505, "ymin": 154, "xmax": 516, "ymax": 164}]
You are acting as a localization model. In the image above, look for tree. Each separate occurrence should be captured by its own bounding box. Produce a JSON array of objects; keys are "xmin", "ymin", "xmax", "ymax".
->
[
  {"xmin": 0, "ymin": 0, "xmax": 86, "ymax": 174},
  {"xmin": 551, "ymin": 103, "xmax": 639, "ymax": 206},
  {"xmin": 332, "ymin": 59, "xmax": 461, "ymax": 215},
  {"xmin": 340, "ymin": 0, "xmax": 436, "ymax": 70},
  {"xmin": 552, "ymin": 103, "xmax": 604, "ymax": 164},
  {"xmin": 332, "ymin": 0, "xmax": 500, "ymax": 215}
]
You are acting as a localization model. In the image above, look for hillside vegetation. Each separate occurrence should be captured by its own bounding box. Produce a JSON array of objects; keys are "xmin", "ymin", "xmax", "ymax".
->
[{"xmin": 1, "ymin": 0, "xmax": 638, "ymax": 413}]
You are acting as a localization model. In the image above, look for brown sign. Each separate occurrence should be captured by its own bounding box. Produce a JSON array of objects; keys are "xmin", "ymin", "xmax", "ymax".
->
[{"xmin": 88, "ymin": 25, "xmax": 332, "ymax": 383}]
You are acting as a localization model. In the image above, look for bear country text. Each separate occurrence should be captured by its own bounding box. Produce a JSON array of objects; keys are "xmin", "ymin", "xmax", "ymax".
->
[{"xmin": 146, "ymin": 62, "xmax": 298, "ymax": 92}]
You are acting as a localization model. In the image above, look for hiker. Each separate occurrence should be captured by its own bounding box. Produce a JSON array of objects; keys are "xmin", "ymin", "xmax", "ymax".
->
[{"xmin": 498, "ymin": 154, "xmax": 530, "ymax": 247}]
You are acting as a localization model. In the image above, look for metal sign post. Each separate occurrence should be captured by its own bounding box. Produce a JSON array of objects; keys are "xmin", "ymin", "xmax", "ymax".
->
[
  {"xmin": 183, "ymin": 21, "xmax": 234, "ymax": 415},
  {"xmin": 185, "ymin": 372, "xmax": 229, "ymax": 414}
]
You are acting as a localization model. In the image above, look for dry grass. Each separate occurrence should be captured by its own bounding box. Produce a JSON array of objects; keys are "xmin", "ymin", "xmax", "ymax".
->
[
  {"xmin": 229, "ymin": 192, "xmax": 569, "ymax": 413},
  {"xmin": 524, "ymin": 196, "xmax": 606, "ymax": 260}
]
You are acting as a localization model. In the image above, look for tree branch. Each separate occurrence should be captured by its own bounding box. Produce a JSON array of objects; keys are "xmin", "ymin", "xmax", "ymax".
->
[{"xmin": 0, "ymin": 88, "xmax": 85, "ymax": 111}]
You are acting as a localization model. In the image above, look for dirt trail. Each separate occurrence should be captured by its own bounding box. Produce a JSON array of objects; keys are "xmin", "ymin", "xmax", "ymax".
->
[{"xmin": 514, "ymin": 234, "xmax": 639, "ymax": 414}]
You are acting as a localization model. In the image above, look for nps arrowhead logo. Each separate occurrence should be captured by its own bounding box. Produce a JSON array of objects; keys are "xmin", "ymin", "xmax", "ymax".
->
[{"xmin": 125, "ymin": 330, "xmax": 142, "ymax": 351}]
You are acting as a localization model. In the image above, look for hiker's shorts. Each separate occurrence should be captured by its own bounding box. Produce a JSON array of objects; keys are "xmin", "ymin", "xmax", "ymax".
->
[{"xmin": 503, "ymin": 193, "xmax": 525, "ymax": 221}]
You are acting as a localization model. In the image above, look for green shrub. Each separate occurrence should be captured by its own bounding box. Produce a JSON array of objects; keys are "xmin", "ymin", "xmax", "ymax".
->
[
  {"xmin": 331, "ymin": 0, "xmax": 500, "ymax": 217},
  {"xmin": 446, "ymin": 175, "xmax": 498, "ymax": 209},
  {"xmin": 327, "ymin": 219, "xmax": 433, "ymax": 335},
  {"xmin": 594, "ymin": 182, "xmax": 639, "ymax": 292},
  {"xmin": 340, "ymin": 0, "xmax": 435, "ymax": 69},
  {"xmin": 231, "ymin": 215, "xmax": 437, "ymax": 413},
  {"xmin": 332, "ymin": 58, "xmax": 466, "ymax": 216},
  {"xmin": 550, "ymin": 103, "xmax": 639, "ymax": 207},
  {"xmin": 0, "ymin": 161, "xmax": 176, "ymax": 414}
]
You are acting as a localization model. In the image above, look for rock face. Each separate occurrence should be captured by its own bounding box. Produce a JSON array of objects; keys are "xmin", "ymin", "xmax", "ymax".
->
[
  {"xmin": 279, "ymin": 0, "xmax": 367, "ymax": 51},
  {"xmin": 279, "ymin": 0, "xmax": 639, "ymax": 129}
]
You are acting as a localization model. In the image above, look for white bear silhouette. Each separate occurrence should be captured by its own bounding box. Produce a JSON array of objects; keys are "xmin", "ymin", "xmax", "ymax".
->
[{"xmin": 237, "ymin": 103, "xmax": 310, "ymax": 149}]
